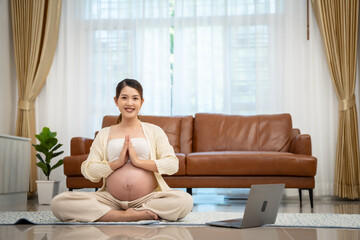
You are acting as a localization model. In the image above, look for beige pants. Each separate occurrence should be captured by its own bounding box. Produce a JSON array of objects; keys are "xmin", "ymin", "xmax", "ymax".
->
[{"xmin": 50, "ymin": 189, "xmax": 193, "ymax": 222}]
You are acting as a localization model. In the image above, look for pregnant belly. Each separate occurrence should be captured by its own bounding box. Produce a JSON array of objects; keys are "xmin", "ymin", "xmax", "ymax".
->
[{"xmin": 106, "ymin": 162, "xmax": 158, "ymax": 201}]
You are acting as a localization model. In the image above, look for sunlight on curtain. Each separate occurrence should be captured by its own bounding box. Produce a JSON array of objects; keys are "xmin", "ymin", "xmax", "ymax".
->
[
  {"xmin": 172, "ymin": 0, "xmax": 338, "ymax": 196},
  {"xmin": 37, "ymin": 0, "xmax": 347, "ymax": 197}
]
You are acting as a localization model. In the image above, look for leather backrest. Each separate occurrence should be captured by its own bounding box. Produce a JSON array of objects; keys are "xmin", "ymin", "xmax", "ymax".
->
[
  {"xmin": 101, "ymin": 115, "xmax": 193, "ymax": 154},
  {"xmin": 102, "ymin": 115, "xmax": 118, "ymax": 129},
  {"xmin": 193, "ymin": 113, "xmax": 292, "ymax": 152}
]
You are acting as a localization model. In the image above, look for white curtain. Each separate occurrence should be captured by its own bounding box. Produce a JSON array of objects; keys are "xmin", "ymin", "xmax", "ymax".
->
[
  {"xmin": 36, "ymin": 0, "xmax": 172, "ymax": 190},
  {"xmin": 37, "ymin": 0, "xmax": 357, "ymax": 196},
  {"xmin": 172, "ymin": 0, "xmax": 340, "ymax": 197}
]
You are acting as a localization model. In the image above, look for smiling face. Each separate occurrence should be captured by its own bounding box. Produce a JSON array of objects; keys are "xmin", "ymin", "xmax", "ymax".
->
[{"xmin": 114, "ymin": 86, "xmax": 144, "ymax": 120}]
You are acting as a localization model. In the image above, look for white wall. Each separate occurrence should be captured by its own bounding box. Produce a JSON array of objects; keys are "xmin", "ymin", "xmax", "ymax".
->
[{"xmin": 0, "ymin": 0, "xmax": 17, "ymax": 136}]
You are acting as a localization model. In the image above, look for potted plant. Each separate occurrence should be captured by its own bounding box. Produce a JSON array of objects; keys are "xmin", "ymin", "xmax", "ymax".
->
[{"xmin": 33, "ymin": 127, "xmax": 64, "ymax": 204}]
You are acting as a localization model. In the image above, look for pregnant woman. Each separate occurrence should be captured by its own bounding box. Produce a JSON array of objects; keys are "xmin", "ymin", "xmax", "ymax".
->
[{"xmin": 51, "ymin": 79, "xmax": 193, "ymax": 222}]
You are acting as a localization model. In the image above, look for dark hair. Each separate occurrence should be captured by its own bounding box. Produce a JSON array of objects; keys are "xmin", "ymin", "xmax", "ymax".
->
[{"xmin": 115, "ymin": 79, "xmax": 143, "ymax": 123}]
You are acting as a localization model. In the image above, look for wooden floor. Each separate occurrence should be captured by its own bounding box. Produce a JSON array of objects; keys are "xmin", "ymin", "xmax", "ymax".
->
[{"xmin": 1, "ymin": 188, "xmax": 360, "ymax": 240}]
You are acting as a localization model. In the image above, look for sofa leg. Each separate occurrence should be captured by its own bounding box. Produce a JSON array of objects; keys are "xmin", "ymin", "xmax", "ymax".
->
[
  {"xmin": 299, "ymin": 188, "xmax": 314, "ymax": 208},
  {"xmin": 309, "ymin": 189, "xmax": 314, "ymax": 209},
  {"xmin": 69, "ymin": 188, "xmax": 73, "ymax": 191},
  {"xmin": 187, "ymin": 188, "xmax": 192, "ymax": 195}
]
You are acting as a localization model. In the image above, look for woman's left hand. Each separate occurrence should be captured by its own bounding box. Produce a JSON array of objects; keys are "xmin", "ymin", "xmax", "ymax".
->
[
  {"xmin": 128, "ymin": 137, "xmax": 159, "ymax": 173},
  {"xmin": 128, "ymin": 138, "xmax": 140, "ymax": 167}
]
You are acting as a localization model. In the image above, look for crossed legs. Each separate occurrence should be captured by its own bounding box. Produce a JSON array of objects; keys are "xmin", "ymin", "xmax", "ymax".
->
[{"xmin": 51, "ymin": 190, "xmax": 193, "ymax": 222}]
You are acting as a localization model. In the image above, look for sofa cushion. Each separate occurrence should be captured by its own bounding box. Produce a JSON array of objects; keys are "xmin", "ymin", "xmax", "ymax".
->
[
  {"xmin": 193, "ymin": 113, "xmax": 293, "ymax": 152},
  {"xmin": 179, "ymin": 116, "xmax": 194, "ymax": 155},
  {"xmin": 64, "ymin": 154, "xmax": 88, "ymax": 176},
  {"xmin": 66, "ymin": 176, "xmax": 103, "ymax": 189},
  {"xmin": 186, "ymin": 151, "xmax": 317, "ymax": 176},
  {"xmin": 141, "ymin": 115, "xmax": 181, "ymax": 153}
]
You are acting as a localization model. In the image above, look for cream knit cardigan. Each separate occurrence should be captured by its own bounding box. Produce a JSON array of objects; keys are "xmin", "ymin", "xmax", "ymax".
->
[{"xmin": 81, "ymin": 122, "xmax": 178, "ymax": 192}]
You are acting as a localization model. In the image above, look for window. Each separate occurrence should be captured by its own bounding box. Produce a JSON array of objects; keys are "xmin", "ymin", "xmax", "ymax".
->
[{"xmin": 83, "ymin": 0, "xmax": 280, "ymax": 117}]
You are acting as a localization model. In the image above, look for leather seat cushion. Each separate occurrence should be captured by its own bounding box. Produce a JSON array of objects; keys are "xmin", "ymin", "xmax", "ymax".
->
[{"xmin": 186, "ymin": 151, "xmax": 317, "ymax": 176}]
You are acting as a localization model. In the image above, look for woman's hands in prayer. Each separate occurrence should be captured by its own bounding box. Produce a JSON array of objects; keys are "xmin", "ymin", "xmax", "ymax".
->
[
  {"xmin": 109, "ymin": 135, "xmax": 129, "ymax": 171},
  {"xmin": 110, "ymin": 135, "xmax": 159, "ymax": 173}
]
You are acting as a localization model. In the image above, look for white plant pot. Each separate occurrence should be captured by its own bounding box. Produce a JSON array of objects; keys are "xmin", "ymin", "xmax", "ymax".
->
[{"xmin": 36, "ymin": 180, "xmax": 60, "ymax": 205}]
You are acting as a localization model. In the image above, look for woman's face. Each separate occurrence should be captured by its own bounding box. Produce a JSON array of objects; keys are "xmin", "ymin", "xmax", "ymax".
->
[{"xmin": 114, "ymin": 86, "xmax": 144, "ymax": 120}]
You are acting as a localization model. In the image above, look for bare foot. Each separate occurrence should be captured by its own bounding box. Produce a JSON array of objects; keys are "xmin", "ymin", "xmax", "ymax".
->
[
  {"xmin": 125, "ymin": 208, "xmax": 159, "ymax": 221},
  {"xmin": 97, "ymin": 208, "xmax": 159, "ymax": 222}
]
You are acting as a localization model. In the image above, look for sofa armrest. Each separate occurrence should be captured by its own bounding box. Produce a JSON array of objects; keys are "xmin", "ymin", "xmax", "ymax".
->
[
  {"xmin": 290, "ymin": 134, "xmax": 312, "ymax": 155},
  {"xmin": 63, "ymin": 154, "xmax": 88, "ymax": 176},
  {"xmin": 70, "ymin": 137, "xmax": 93, "ymax": 155}
]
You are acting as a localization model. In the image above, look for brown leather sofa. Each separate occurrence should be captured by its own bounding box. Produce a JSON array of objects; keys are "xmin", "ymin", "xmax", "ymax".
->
[{"xmin": 64, "ymin": 113, "xmax": 317, "ymax": 207}]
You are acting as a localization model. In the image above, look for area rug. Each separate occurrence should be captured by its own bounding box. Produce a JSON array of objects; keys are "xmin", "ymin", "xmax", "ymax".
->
[{"xmin": 1, "ymin": 211, "xmax": 360, "ymax": 229}]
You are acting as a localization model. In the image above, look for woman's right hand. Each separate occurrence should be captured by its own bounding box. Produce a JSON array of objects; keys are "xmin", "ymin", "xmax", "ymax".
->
[
  {"xmin": 120, "ymin": 135, "xmax": 130, "ymax": 163},
  {"xmin": 109, "ymin": 135, "xmax": 129, "ymax": 171}
]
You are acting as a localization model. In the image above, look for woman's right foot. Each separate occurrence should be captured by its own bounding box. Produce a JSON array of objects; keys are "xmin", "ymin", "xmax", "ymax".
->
[
  {"xmin": 96, "ymin": 208, "xmax": 158, "ymax": 222},
  {"xmin": 124, "ymin": 208, "xmax": 159, "ymax": 221}
]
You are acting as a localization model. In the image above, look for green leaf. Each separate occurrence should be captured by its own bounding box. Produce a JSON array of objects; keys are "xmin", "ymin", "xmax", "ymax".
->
[
  {"xmin": 45, "ymin": 153, "xmax": 53, "ymax": 164},
  {"xmin": 36, "ymin": 162, "xmax": 49, "ymax": 177},
  {"xmin": 51, "ymin": 159, "xmax": 64, "ymax": 170},
  {"xmin": 34, "ymin": 144, "xmax": 48, "ymax": 154},
  {"xmin": 51, "ymin": 143, "xmax": 63, "ymax": 152},
  {"xmin": 35, "ymin": 153, "xmax": 45, "ymax": 163},
  {"xmin": 41, "ymin": 127, "xmax": 51, "ymax": 139},
  {"xmin": 46, "ymin": 163, "xmax": 51, "ymax": 176},
  {"xmin": 50, "ymin": 131, "xmax": 57, "ymax": 138},
  {"xmin": 52, "ymin": 151, "xmax": 64, "ymax": 158},
  {"xmin": 35, "ymin": 134, "xmax": 45, "ymax": 143},
  {"xmin": 45, "ymin": 138, "xmax": 57, "ymax": 149}
]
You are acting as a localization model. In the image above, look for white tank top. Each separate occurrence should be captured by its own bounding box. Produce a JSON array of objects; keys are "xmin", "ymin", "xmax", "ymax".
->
[{"xmin": 107, "ymin": 138, "xmax": 150, "ymax": 162}]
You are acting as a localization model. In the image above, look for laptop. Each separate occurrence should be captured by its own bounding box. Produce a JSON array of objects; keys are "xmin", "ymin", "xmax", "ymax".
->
[{"xmin": 206, "ymin": 184, "xmax": 285, "ymax": 229}]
